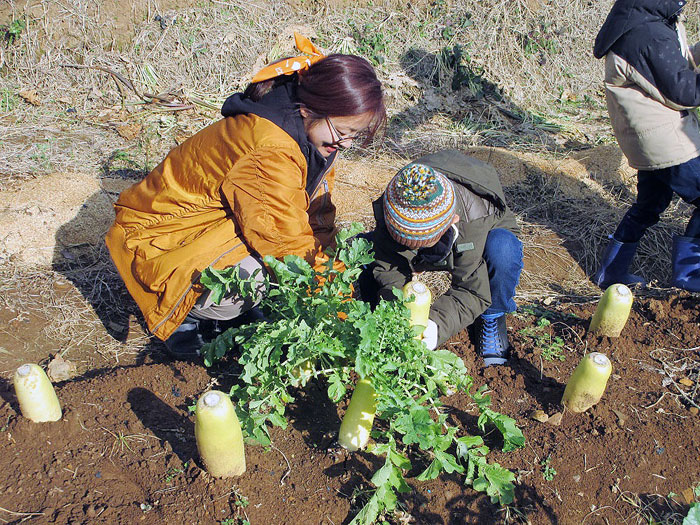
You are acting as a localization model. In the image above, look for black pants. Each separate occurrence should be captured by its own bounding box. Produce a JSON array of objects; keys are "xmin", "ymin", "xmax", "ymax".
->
[{"xmin": 615, "ymin": 156, "xmax": 700, "ymax": 243}]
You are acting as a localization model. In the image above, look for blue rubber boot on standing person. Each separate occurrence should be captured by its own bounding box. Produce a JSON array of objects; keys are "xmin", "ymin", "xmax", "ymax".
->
[
  {"xmin": 593, "ymin": 235, "xmax": 646, "ymax": 289},
  {"xmin": 671, "ymin": 235, "xmax": 700, "ymax": 292},
  {"xmin": 476, "ymin": 313, "xmax": 510, "ymax": 366}
]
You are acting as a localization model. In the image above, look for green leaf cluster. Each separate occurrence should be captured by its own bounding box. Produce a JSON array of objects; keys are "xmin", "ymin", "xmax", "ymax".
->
[
  {"xmin": 200, "ymin": 224, "xmax": 524, "ymax": 524},
  {"xmin": 518, "ymin": 317, "xmax": 566, "ymax": 361}
]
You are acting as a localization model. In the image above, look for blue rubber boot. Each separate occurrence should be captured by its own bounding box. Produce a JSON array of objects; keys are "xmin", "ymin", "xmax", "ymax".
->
[
  {"xmin": 476, "ymin": 313, "xmax": 510, "ymax": 367},
  {"xmin": 593, "ymin": 236, "xmax": 646, "ymax": 289},
  {"xmin": 671, "ymin": 235, "xmax": 700, "ymax": 292}
]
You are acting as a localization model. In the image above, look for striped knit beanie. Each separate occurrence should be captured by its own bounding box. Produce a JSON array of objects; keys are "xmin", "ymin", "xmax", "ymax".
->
[{"xmin": 383, "ymin": 163, "xmax": 456, "ymax": 249}]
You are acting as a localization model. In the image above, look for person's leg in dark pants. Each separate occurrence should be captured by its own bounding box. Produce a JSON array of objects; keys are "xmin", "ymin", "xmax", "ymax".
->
[
  {"xmin": 476, "ymin": 228, "xmax": 523, "ymax": 366},
  {"xmin": 660, "ymin": 158, "xmax": 700, "ymax": 291},
  {"xmin": 614, "ymin": 170, "xmax": 675, "ymax": 242},
  {"xmin": 594, "ymin": 169, "xmax": 674, "ymax": 288}
]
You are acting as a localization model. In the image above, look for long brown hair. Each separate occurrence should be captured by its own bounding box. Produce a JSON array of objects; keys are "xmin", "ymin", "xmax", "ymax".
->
[{"xmin": 244, "ymin": 54, "xmax": 386, "ymax": 143}]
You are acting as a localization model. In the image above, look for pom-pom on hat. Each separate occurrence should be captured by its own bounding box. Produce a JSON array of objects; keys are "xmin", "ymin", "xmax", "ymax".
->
[{"xmin": 383, "ymin": 163, "xmax": 456, "ymax": 249}]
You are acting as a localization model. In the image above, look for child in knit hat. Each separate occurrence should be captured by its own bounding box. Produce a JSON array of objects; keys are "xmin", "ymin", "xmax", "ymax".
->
[{"xmin": 359, "ymin": 150, "xmax": 523, "ymax": 366}]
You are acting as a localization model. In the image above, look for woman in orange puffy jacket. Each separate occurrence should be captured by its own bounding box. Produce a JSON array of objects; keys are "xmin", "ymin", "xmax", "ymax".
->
[{"xmin": 106, "ymin": 34, "xmax": 385, "ymax": 359}]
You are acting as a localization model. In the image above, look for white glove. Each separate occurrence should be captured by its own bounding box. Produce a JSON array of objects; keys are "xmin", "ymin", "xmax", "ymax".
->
[{"xmin": 422, "ymin": 319, "xmax": 438, "ymax": 350}]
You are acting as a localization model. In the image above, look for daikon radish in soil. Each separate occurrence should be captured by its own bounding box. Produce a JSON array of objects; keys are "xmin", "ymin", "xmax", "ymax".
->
[
  {"xmin": 13, "ymin": 363, "xmax": 62, "ymax": 422},
  {"xmin": 589, "ymin": 283, "xmax": 633, "ymax": 337},
  {"xmin": 562, "ymin": 352, "xmax": 612, "ymax": 413},
  {"xmin": 402, "ymin": 279, "xmax": 431, "ymax": 333},
  {"xmin": 195, "ymin": 390, "xmax": 246, "ymax": 477},
  {"xmin": 338, "ymin": 379, "xmax": 377, "ymax": 451}
]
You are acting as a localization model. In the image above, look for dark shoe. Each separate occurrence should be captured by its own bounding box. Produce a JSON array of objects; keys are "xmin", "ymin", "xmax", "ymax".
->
[
  {"xmin": 163, "ymin": 318, "xmax": 205, "ymax": 360},
  {"xmin": 476, "ymin": 313, "xmax": 510, "ymax": 367},
  {"xmin": 593, "ymin": 235, "xmax": 646, "ymax": 289},
  {"xmin": 671, "ymin": 235, "xmax": 700, "ymax": 292}
]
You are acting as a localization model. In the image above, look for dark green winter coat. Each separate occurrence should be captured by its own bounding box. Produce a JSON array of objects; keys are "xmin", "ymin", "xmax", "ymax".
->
[{"xmin": 371, "ymin": 149, "xmax": 519, "ymax": 345}]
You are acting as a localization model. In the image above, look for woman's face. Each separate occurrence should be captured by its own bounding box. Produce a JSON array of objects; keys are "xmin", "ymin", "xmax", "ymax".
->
[{"xmin": 302, "ymin": 111, "xmax": 374, "ymax": 158}]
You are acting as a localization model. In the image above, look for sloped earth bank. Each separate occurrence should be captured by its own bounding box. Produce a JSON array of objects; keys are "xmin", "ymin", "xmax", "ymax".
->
[{"xmin": 1, "ymin": 292, "xmax": 698, "ymax": 525}]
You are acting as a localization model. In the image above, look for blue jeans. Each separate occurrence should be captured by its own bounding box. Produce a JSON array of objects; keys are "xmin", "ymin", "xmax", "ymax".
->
[
  {"xmin": 614, "ymin": 156, "xmax": 700, "ymax": 243},
  {"xmin": 357, "ymin": 228, "xmax": 523, "ymax": 313},
  {"xmin": 483, "ymin": 228, "xmax": 523, "ymax": 316}
]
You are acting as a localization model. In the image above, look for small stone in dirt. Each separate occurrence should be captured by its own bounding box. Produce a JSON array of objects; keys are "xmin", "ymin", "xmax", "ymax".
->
[
  {"xmin": 530, "ymin": 409, "xmax": 549, "ymax": 422},
  {"xmin": 547, "ymin": 412, "xmax": 563, "ymax": 426},
  {"xmin": 572, "ymin": 475, "xmax": 581, "ymax": 483},
  {"xmin": 47, "ymin": 354, "xmax": 77, "ymax": 382},
  {"xmin": 690, "ymin": 407, "xmax": 699, "ymax": 416},
  {"xmin": 612, "ymin": 409, "xmax": 627, "ymax": 427}
]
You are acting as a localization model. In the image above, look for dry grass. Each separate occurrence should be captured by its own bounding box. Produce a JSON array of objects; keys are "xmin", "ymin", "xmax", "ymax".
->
[
  {"xmin": 1, "ymin": 0, "xmax": 623, "ymax": 179},
  {"xmin": 1, "ymin": 0, "xmax": 698, "ymax": 370}
]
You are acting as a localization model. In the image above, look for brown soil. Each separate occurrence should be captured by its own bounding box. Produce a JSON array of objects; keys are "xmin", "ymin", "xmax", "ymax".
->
[{"xmin": 1, "ymin": 291, "xmax": 698, "ymax": 525}]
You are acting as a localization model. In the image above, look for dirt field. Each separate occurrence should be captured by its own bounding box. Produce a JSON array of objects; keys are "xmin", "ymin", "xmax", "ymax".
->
[
  {"xmin": 1, "ymin": 1, "xmax": 699, "ymax": 524},
  {"xmin": 1, "ymin": 291, "xmax": 698, "ymax": 525}
]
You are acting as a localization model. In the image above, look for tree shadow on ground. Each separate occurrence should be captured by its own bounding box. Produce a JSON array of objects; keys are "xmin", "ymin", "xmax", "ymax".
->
[
  {"xmin": 287, "ymin": 378, "xmax": 341, "ymax": 451},
  {"xmin": 51, "ymin": 168, "xmax": 154, "ymax": 354},
  {"xmin": 127, "ymin": 386, "xmax": 197, "ymax": 465},
  {"xmin": 386, "ymin": 47, "xmax": 588, "ymax": 157},
  {"xmin": 382, "ymin": 47, "xmax": 685, "ymax": 292}
]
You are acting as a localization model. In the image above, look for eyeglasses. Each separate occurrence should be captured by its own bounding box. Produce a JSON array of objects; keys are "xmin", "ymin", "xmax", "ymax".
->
[{"xmin": 325, "ymin": 117, "xmax": 363, "ymax": 148}]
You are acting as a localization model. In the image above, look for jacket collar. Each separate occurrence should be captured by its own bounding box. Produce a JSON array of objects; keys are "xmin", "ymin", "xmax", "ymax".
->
[{"xmin": 220, "ymin": 81, "xmax": 336, "ymax": 195}]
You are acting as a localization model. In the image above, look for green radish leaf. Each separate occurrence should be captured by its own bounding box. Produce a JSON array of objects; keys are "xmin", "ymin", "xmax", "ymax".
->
[
  {"xmin": 389, "ymin": 449, "xmax": 412, "ymax": 470},
  {"xmin": 198, "ymin": 225, "xmax": 524, "ymax": 524},
  {"xmin": 416, "ymin": 458, "xmax": 443, "ymax": 481},
  {"xmin": 370, "ymin": 460, "xmax": 393, "ymax": 487},
  {"xmin": 348, "ymin": 492, "xmax": 381, "ymax": 525},
  {"xmin": 327, "ymin": 374, "xmax": 346, "ymax": 402},
  {"xmin": 684, "ymin": 502, "xmax": 700, "ymax": 525},
  {"xmin": 435, "ymin": 450, "xmax": 465, "ymax": 474}
]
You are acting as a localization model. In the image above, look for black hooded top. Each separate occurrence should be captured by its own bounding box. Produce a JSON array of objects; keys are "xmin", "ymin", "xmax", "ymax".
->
[
  {"xmin": 592, "ymin": 0, "xmax": 700, "ymax": 107},
  {"xmin": 220, "ymin": 80, "xmax": 335, "ymax": 197},
  {"xmin": 594, "ymin": 0, "xmax": 686, "ymax": 59}
]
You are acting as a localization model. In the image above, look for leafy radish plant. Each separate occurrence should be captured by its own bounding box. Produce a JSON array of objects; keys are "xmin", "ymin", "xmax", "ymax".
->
[{"xmin": 200, "ymin": 224, "xmax": 524, "ymax": 525}]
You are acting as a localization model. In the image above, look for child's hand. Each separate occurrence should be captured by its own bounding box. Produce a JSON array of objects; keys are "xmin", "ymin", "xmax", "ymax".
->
[{"xmin": 422, "ymin": 320, "xmax": 438, "ymax": 350}]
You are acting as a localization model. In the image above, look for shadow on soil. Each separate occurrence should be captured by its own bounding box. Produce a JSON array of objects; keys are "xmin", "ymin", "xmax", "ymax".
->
[
  {"xmin": 0, "ymin": 375, "xmax": 16, "ymax": 414},
  {"xmin": 287, "ymin": 378, "xmax": 342, "ymax": 450},
  {"xmin": 387, "ymin": 47, "xmax": 572, "ymax": 154},
  {"xmin": 51, "ymin": 171, "xmax": 152, "ymax": 348},
  {"xmin": 386, "ymin": 47, "xmax": 684, "ymax": 288},
  {"xmin": 128, "ymin": 386, "xmax": 197, "ymax": 464}
]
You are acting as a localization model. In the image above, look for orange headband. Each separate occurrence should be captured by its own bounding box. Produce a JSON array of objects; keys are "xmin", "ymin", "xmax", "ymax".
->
[{"xmin": 250, "ymin": 33, "xmax": 326, "ymax": 83}]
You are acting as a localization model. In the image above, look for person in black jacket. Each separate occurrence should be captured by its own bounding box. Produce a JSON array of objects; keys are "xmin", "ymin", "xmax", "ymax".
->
[
  {"xmin": 359, "ymin": 150, "xmax": 523, "ymax": 366},
  {"xmin": 592, "ymin": 0, "xmax": 700, "ymax": 291}
]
